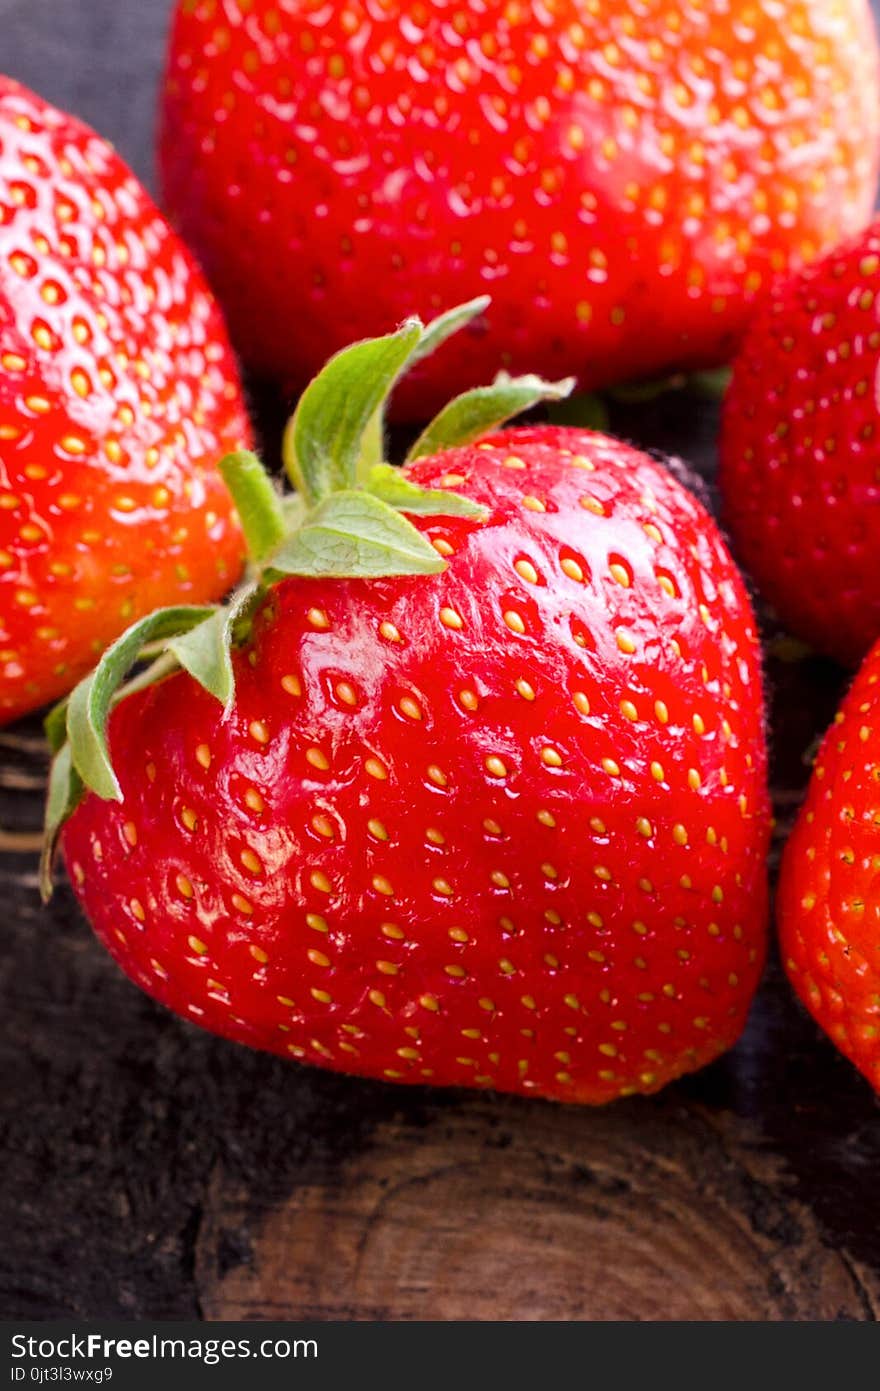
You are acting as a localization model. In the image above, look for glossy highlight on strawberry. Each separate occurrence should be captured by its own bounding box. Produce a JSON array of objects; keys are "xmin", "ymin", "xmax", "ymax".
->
[
  {"xmin": 0, "ymin": 77, "xmax": 250, "ymax": 723},
  {"xmin": 160, "ymin": 0, "xmax": 880, "ymax": 413},
  {"xmin": 48, "ymin": 310, "xmax": 771, "ymax": 1105},
  {"xmin": 720, "ymin": 218, "xmax": 880, "ymax": 668},
  {"xmin": 778, "ymin": 642, "xmax": 880, "ymax": 1093}
]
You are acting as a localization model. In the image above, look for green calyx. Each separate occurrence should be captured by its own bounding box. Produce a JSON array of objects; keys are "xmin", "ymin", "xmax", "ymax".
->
[{"xmin": 39, "ymin": 297, "xmax": 573, "ymax": 899}]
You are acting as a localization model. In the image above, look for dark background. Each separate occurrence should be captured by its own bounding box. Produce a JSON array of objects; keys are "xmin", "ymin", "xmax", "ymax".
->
[{"xmin": 2, "ymin": 0, "xmax": 880, "ymax": 1321}]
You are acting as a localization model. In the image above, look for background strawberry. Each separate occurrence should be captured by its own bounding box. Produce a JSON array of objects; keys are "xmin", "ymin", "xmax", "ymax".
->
[
  {"xmin": 720, "ymin": 218, "xmax": 880, "ymax": 669},
  {"xmin": 159, "ymin": 0, "xmax": 880, "ymax": 415},
  {"xmin": 0, "ymin": 76, "xmax": 250, "ymax": 724},
  {"xmin": 47, "ymin": 308, "xmax": 771, "ymax": 1105},
  {"xmin": 778, "ymin": 640, "xmax": 880, "ymax": 1092}
]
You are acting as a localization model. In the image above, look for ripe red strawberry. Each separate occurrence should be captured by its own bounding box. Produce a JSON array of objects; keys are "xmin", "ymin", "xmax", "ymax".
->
[
  {"xmin": 45, "ymin": 307, "xmax": 770, "ymax": 1104},
  {"xmin": 778, "ymin": 642, "xmax": 880, "ymax": 1091},
  {"xmin": 159, "ymin": 0, "xmax": 880, "ymax": 415},
  {"xmin": 0, "ymin": 76, "xmax": 250, "ymax": 724},
  {"xmin": 720, "ymin": 218, "xmax": 880, "ymax": 669}
]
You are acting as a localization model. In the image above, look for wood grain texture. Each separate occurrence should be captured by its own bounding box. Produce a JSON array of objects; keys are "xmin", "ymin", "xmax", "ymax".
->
[
  {"xmin": 196, "ymin": 1094, "xmax": 880, "ymax": 1321},
  {"xmin": 2, "ymin": 383, "xmax": 880, "ymax": 1322}
]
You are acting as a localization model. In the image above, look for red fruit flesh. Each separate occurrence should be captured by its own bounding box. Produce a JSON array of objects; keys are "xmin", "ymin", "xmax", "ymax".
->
[
  {"xmin": 62, "ymin": 427, "xmax": 770, "ymax": 1104},
  {"xmin": 159, "ymin": 0, "xmax": 880, "ymax": 414},
  {"xmin": 0, "ymin": 77, "xmax": 250, "ymax": 723},
  {"xmin": 720, "ymin": 218, "xmax": 880, "ymax": 668},
  {"xmin": 778, "ymin": 642, "xmax": 880, "ymax": 1092}
]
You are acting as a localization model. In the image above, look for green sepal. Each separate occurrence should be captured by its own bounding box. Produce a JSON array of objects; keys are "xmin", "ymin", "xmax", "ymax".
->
[
  {"xmin": 66, "ymin": 606, "xmax": 218, "ymax": 801},
  {"xmin": 410, "ymin": 296, "xmax": 490, "ymax": 365},
  {"xmin": 689, "ymin": 367, "xmax": 733, "ymax": 400},
  {"xmin": 168, "ymin": 583, "xmax": 263, "ymax": 709},
  {"xmin": 282, "ymin": 319, "xmax": 423, "ymax": 504},
  {"xmin": 44, "ymin": 698, "xmax": 70, "ymax": 755},
  {"xmin": 39, "ymin": 743, "xmax": 83, "ymax": 903},
  {"xmin": 407, "ymin": 372, "xmax": 575, "ymax": 462},
  {"xmin": 267, "ymin": 490, "xmax": 445, "ymax": 579},
  {"xmin": 218, "ymin": 451, "xmax": 286, "ymax": 562},
  {"xmin": 547, "ymin": 391, "xmax": 610, "ymax": 432},
  {"xmin": 366, "ymin": 463, "xmax": 487, "ymax": 520}
]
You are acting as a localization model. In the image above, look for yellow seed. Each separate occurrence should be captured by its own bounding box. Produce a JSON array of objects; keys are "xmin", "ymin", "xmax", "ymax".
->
[
  {"xmin": 561, "ymin": 557, "xmax": 584, "ymax": 582},
  {"xmin": 195, "ymin": 744, "xmax": 211, "ymax": 769},
  {"xmin": 515, "ymin": 678, "xmax": 536, "ymax": 701},
  {"xmin": 485, "ymin": 755, "xmax": 508, "ymax": 778},
  {"xmin": 365, "ymin": 756, "xmax": 387, "ymax": 780},
  {"xmin": 399, "ymin": 695, "xmax": 422, "ymax": 720},
  {"xmin": 515, "ymin": 558, "xmax": 539, "ymax": 584},
  {"xmin": 307, "ymin": 607, "xmax": 330, "ymax": 630},
  {"xmin": 249, "ymin": 720, "xmax": 270, "ymax": 745},
  {"xmin": 616, "ymin": 631, "xmax": 637, "ymax": 654},
  {"xmin": 440, "ymin": 606, "xmax": 464, "ymax": 630},
  {"xmin": 379, "ymin": 620, "xmax": 402, "ymax": 642},
  {"xmin": 188, "ymin": 935, "xmax": 207, "ymax": 955},
  {"xmin": 609, "ymin": 562, "xmax": 631, "ymax": 588},
  {"xmin": 503, "ymin": 609, "xmax": 526, "ymax": 635},
  {"xmin": 650, "ymin": 761, "xmax": 665, "ymax": 782},
  {"xmin": 541, "ymin": 747, "xmax": 563, "ymax": 768},
  {"xmin": 602, "ymin": 758, "xmax": 620, "ymax": 777}
]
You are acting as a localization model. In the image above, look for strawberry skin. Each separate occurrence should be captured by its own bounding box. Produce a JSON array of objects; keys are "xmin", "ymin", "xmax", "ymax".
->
[
  {"xmin": 159, "ymin": 0, "xmax": 880, "ymax": 412},
  {"xmin": 778, "ymin": 643, "xmax": 880, "ymax": 1092},
  {"xmin": 60, "ymin": 426, "xmax": 770, "ymax": 1104},
  {"xmin": 720, "ymin": 219, "xmax": 880, "ymax": 668},
  {"xmin": 0, "ymin": 77, "xmax": 250, "ymax": 723}
]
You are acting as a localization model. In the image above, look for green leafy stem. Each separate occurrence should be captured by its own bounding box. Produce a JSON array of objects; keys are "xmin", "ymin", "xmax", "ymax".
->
[{"xmin": 40, "ymin": 297, "xmax": 573, "ymax": 898}]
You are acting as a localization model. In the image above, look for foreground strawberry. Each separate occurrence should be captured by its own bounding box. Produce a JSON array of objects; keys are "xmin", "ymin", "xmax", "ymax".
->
[
  {"xmin": 159, "ymin": 0, "xmax": 880, "ymax": 414},
  {"xmin": 44, "ymin": 305, "xmax": 771, "ymax": 1103},
  {"xmin": 778, "ymin": 643, "xmax": 880, "ymax": 1092},
  {"xmin": 720, "ymin": 219, "xmax": 880, "ymax": 668},
  {"xmin": 0, "ymin": 76, "xmax": 250, "ymax": 724}
]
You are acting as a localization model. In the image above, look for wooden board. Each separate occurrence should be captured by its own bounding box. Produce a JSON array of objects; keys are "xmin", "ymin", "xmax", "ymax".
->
[{"xmin": 3, "ymin": 383, "xmax": 880, "ymax": 1322}]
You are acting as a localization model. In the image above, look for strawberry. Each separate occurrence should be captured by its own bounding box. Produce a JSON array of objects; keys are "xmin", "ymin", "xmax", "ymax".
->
[
  {"xmin": 159, "ymin": 0, "xmax": 880, "ymax": 415},
  {"xmin": 0, "ymin": 76, "xmax": 250, "ymax": 724},
  {"xmin": 777, "ymin": 641, "xmax": 880, "ymax": 1092},
  {"xmin": 720, "ymin": 218, "xmax": 880, "ymax": 669},
  {"xmin": 44, "ymin": 303, "xmax": 770, "ymax": 1104}
]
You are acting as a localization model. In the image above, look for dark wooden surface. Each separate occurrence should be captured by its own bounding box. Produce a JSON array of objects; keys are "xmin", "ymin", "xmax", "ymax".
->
[{"xmin": 4, "ymin": 0, "xmax": 880, "ymax": 1324}]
